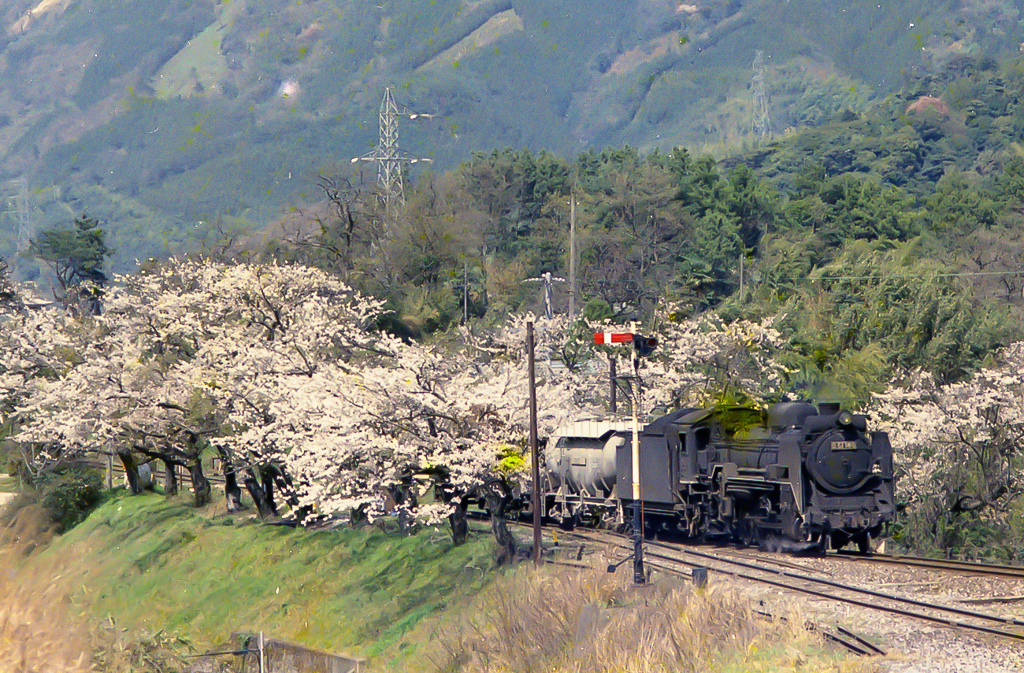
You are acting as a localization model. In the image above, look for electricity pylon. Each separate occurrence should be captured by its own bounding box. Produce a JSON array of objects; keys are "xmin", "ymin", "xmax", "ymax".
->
[
  {"xmin": 351, "ymin": 87, "xmax": 433, "ymax": 218},
  {"xmin": 4, "ymin": 177, "xmax": 31, "ymax": 253},
  {"xmin": 752, "ymin": 51, "xmax": 771, "ymax": 141}
]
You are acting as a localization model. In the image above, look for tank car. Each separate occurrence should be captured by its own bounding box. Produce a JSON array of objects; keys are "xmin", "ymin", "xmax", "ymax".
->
[
  {"xmin": 543, "ymin": 402, "xmax": 895, "ymax": 552},
  {"xmin": 544, "ymin": 419, "xmax": 632, "ymax": 529}
]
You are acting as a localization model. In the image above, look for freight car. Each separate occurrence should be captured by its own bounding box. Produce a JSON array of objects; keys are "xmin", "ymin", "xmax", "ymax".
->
[{"xmin": 541, "ymin": 402, "xmax": 895, "ymax": 552}]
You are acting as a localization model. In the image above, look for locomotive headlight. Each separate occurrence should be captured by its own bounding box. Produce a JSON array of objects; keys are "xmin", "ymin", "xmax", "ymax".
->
[{"xmin": 837, "ymin": 410, "xmax": 854, "ymax": 426}]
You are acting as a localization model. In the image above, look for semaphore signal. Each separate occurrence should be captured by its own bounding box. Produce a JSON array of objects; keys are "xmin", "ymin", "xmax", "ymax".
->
[
  {"xmin": 594, "ymin": 332, "xmax": 633, "ymax": 345},
  {"xmin": 594, "ymin": 327, "xmax": 657, "ymax": 585},
  {"xmin": 593, "ymin": 332, "xmax": 659, "ymax": 357}
]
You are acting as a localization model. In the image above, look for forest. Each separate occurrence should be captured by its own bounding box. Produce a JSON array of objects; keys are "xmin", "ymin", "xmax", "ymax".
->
[{"xmin": 2, "ymin": 0, "xmax": 1023, "ymax": 275}]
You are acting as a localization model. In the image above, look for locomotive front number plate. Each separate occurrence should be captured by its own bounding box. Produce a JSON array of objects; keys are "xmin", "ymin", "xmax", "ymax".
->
[{"xmin": 831, "ymin": 440, "xmax": 858, "ymax": 450}]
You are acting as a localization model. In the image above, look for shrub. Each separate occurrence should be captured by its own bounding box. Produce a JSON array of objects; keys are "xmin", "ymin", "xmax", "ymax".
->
[{"xmin": 35, "ymin": 468, "xmax": 105, "ymax": 533}]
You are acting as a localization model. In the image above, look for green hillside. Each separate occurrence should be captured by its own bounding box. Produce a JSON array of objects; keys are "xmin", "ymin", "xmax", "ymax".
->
[
  {"xmin": 0, "ymin": 488, "xmax": 860, "ymax": 672},
  {"xmin": 12, "ymin": 490, "xmax": 500, "ymax": 669},
  {"xmin": 0, "ymin": 0, "xmax": 1021, "ymax": 274}
]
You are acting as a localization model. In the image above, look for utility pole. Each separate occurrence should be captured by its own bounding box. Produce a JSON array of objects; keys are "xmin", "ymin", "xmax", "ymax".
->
[
  {"xmin": 568, "ymin": 194, "xmax": 577, "ymax": 318},
  {"xmin": 609, "ymin": 358, "xmax": 617, "ymax": 414},
  {"xmin": 462, "ymin": 260, "xmax": 469, "ymax": 324},
  {"xmin": 527, "ymin": 321, "xmax": 542, "ymax": 566},
  {"xmin": 628, "ymin": 321, "xmax": 644, "ymax": 585},
  {"xmin": 5, "ymin": 177, "xmax": 31, "ymax": 253},
  {"xmin": 752, "ymin": 51, "xmax": 771, "ymax": 142},
  {"xmin": 450, "ymin": 258, "xmax": 474, "ymax": 324},
  {"xmin": 523, "ymin": 271, "xmax": 565, "ymax": 319},
  {"xmin": 739, "ymin": 252, "xmax": 744, "ymax": 298},
  {"xmin": 15, "ymin": 178, "xmax": 29, "ymax": 253},
  {"xmin": 351, "ymin": 87, "xmax": 434, "ymax": 220}
]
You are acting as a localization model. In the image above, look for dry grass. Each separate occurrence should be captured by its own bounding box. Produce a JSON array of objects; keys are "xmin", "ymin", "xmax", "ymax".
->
[
  {"xmin": 0, "ymin": 504, "xmax": 94, "ymax": 672},
  {"xmin": 430, "ymin": 566, "xmax": 875, "ymax": 673},
  {"xmin": 0, "ymin": 503, "xmax": 190, "ymax": 673}
]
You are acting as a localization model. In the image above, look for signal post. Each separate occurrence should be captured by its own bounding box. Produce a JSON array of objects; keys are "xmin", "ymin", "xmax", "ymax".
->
[{"xmin": 594, "ymin": 329, "xmax": 657, "ymax": 585}]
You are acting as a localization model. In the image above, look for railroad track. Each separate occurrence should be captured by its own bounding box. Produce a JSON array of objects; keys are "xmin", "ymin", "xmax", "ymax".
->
[
  {"xmin": 515, "ymin": 522, "xmax": 886, "ymax": 657},
  {"xmin": 566, "ymin": 528, "xmax": 1024, "ymax": 648},
  {"xmin": 830, "ymin": 549, "xmax": 1024, "ymax": 580}
]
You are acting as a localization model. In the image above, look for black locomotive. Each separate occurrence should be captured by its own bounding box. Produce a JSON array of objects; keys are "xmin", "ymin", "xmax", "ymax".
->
[{"xmin": 541, "ymin": 402, "xmax": 895, "ymax": 552}]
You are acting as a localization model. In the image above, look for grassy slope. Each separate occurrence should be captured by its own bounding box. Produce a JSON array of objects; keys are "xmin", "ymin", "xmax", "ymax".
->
[
  {"xmin": 46, "ymin": 491, "xmax": 498, "ymax": 669},
  {"xmin": 0, "ymin": 481, "xmax": 874, "ymax": 672}
]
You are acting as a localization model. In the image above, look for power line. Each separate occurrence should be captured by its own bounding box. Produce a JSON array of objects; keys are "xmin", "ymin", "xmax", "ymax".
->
[{"xmin": 774, "ymin": 269, "xmax": 1024, "ymax": 282}]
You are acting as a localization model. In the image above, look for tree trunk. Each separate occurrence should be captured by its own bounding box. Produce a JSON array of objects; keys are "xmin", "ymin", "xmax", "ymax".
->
[
  {"xmin": 448, "ymin": 500, "xmax": 469, "ymax": 546},
  {"xmin": 162, "ymin": 458, "xmax": 178, "ymax": 496},
  {"xmin": 244, "ymin": 468, "xmax": 276, "ymax": 519},
  {"xmin": 259, "ymin": 465, "xmax": 278, "ymax": 515},
  {"xmin": 188, "ymin": 459, "xmax": 211, "ymax": 507},
  {"xmin": 118, "ymin": 449, "xmax": 143, "ymax": 495},
  {"xmin": 269, "ymin": 466, "xmax": 303, "ymax": 514},
  {"xmin": 482, "ymin": 482, "xmax": 516, "ymax": 565},
  {"xmin": 351, "ymin": 503, "xmax": 369, "ymax": 529},
  {"xmin": 216, "ymin": 446, "xmax": 244, "ymax": 513},
  {"xmin": 391, "ymin": 475, "xmax": 418, "ymax": 534}
]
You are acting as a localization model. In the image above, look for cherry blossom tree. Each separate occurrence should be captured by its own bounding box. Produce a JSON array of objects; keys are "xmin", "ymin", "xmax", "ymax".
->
[
  {"xmin": 4, "ymin": 259, "xmax": 800, "ymax": 555},
  {"xmin": 101, "ymin": 259, "xmax": 389, "ymax": 509},
  {"xmin": 872, "ymin": 344, "xmax": 1024, "ymax": 558}
]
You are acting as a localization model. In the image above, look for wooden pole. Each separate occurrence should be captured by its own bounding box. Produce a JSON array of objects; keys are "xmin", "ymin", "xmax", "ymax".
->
[
  {"xmin": 569, "ymin": 195, "xmax": 577, "ymax": 318},
  {"xmin": 528, "ymin": 321, "xmax": 541, "ymax": 566},
  {"xmin": 610, "ymin": 358, "xmax": 617, "ymax": 414},
  {"xmin": 739, "ymin": 252, "xmax": 745, "ymax": 297},
  {"xmin": 463, "ymin": 260, "xmax": 469, "ymax": 324}
]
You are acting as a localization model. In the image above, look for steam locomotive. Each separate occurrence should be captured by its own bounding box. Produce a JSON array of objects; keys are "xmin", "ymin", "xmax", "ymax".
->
[{"xmin": 541, "ymin": 402, "xmax": 895, "ymax": 552}]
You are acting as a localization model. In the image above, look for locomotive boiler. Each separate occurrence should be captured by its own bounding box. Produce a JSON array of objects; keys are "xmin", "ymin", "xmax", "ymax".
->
[{"xmin": 542, "ymin": 402, "xmax": 895, "ymax": 552}]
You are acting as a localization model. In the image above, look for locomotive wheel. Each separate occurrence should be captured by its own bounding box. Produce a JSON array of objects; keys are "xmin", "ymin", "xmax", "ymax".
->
[
  {"xmin": 687, "ymin": 512, "xmax": 702, "ymax": 539},
  {"xmin": 738, "ymin": 519, "xmax": 760, "ymax": 548},
  {"xmin": 854, "ymin": 532, "xmax": 871, "ymax": 554}
]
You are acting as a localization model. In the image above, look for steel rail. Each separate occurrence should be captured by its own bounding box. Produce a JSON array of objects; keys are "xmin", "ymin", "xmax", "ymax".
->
[
  {"xmin": 831, "ymin": 550, "xmax": 1024, "ymax": 579},
  {"xmin": 660, "ymin": 543, "xmax": 1024, "ymax": 630},
  {"xmin": 635, "ymin": 551, "xmax": 884, "ymax": 657},
  {"xmin": 572, "ymin": 529, "xmax": 1024, "ymax": 644}
]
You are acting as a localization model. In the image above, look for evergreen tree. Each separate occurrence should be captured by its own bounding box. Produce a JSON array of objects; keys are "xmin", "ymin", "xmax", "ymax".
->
[{"xmin": 29, "ymin": 214, "xmax": 111, "ymax": 312}]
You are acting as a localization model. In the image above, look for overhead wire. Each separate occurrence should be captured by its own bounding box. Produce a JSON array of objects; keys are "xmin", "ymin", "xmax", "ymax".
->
[{"xmin": 770, "ymin": 269, "xmax": 1024, "ymax": 282}]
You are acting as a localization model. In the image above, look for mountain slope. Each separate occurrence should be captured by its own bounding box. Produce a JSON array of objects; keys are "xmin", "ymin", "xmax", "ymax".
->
[{"xmin": 0, "ymin": 0, "xmax": 1021, "ymax": 274}]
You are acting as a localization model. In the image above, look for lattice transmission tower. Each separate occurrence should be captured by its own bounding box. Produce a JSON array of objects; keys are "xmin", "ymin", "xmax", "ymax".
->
[
  {"xmin": 351, "ymin": 87, "xmax": 433, "ymax": 217},
  {"xmin": 751, "ymin": 51, "xmax": 771, "ymax": 141},
  {"xmin": 5, "ymin": 177, "xmax": 31, "ymax": 253}
]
